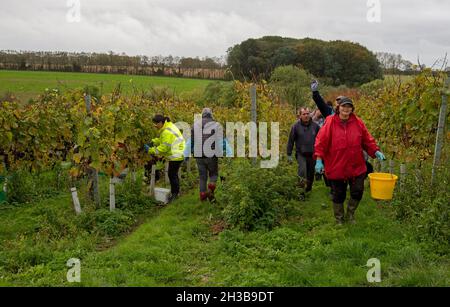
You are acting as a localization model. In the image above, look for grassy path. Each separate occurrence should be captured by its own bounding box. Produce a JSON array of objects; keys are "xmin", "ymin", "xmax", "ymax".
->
[{"xmin": 1, "ymin": 182, "xmax": 448, "ymax": 286}]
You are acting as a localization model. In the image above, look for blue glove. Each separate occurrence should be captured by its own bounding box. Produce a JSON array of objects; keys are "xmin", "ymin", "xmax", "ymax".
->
[
  {"xmin": 287, "ymin": 155, "xmax": 293, "ymax": 163},
  {"xmin": 223, "ymin": 138, "xmax": 233, "ymax": 157},
  {"xmin": 375, "ymin": 151, "xmax": 386, "ymax": 161},
  {"xmin": 315, "ymin": 159, "xmax": 324, "ymax": 174},
  {"xmin": 144, "ymin": 144, "xmax": 151, "ymax": 153},
  {"xmin": 311, "ymin": 80, "xmax": 319, "ymax": 92},
  {"xmin": 184, "ymin": 138, "xmax": 192, "ymax": 158}
]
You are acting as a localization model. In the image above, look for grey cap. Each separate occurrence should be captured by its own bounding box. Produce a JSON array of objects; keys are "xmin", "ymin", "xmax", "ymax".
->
[
  {"xmin": 202, "ymin": 107, "xmax": 213, "ymax": 118},
  {"xmin": 339, "ymin": 97, "xmax": 354, "ymax": 107}
]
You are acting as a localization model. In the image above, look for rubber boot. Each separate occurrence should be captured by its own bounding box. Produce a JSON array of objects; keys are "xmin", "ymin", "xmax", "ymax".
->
[
  {"xmin": 346, "ymin": 198, "xmax": 360, "ymax": 224},
  {"xmin": 200, "ymin": 192, "xmax": 208, "ymax": 202},
  {"xmin": 333, "ymin": 202, "xmax": 345, "ymax": 225},
  {"xmin": 207, "ymin": 183, "xmax": 216, "ymax": 202}
]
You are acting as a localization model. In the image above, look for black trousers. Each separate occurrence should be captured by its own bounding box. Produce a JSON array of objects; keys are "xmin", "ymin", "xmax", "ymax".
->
[
  {"xmin": 329, "ymin": 173, "xmax": 366, "ymax": 204},
  {"xmin": 168, "ymin": 161, "xmax": 183, "ymax": 195},
  {"xmin": 323, "ymin": 174, "xmax": 331, "ymax": 187},
  {"xmin": 296, "ymin": 152, "xmax": 315, "ymax": 184}
]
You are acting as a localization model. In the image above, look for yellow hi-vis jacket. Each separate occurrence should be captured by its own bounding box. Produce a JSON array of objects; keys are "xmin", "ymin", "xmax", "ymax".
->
[{"xmin": 148, "ymin": 121, "xmax": 185, "ymax": 161}]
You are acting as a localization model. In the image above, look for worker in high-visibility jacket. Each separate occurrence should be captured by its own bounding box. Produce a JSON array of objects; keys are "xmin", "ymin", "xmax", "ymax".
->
[{"xmin": 144, "ymin": 115, "xmax": 185, "ymax": 203}]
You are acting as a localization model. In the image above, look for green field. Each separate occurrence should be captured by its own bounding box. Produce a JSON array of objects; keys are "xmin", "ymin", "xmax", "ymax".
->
[{"xmin": 0, "ymin": 70, "xmax": 217, "ymax": 102}]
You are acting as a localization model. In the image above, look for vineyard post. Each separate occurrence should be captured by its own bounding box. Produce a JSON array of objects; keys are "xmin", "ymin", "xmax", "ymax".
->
[
  {"xmin": 149, "ymin": 164, "xmax": 156, "ymax": 196},
  {"xmin": 70, "ymin": 187, "xmax": 82, "ymax": 214},
  {"xmin": 431, "ymin": 76, "xmax": 449, "ymax": 184},
  {"xmin": 87, "ymin": 167, "xmax": 101, "ymax": 208},
  {"xmin": 85, "ymin": 93, "xmax": 91, "ymax": 113},
  {"xmin": 250, "ymin": 84, "xmax": 257, "ymax": 166},
  {"xmin": 380, "ymin": 160, "xmax": 386, "ymax": 173},
  {"xmin": 94, "ymin": 170, "xmax": 101, "ymax": 206},
  {"xmin": 389, "ymin": 160, "xmax": 394, "ymax": 174},
  {"xmin": 165, "ymin": 162, "xmax": 169, "ymax": 184},
  {"xmin": 84, "ymin": 94, "xmax": 101, "ymax": 207},
  {"xmin": 109, "ymin": 178, "xmax": 115, "ymax": 211},
  {"xmin": 400, "ymin": 163, "xmax": 407, "ymax": 191}
]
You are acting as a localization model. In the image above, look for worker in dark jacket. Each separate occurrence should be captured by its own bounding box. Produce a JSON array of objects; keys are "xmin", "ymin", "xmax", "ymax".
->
[
  {"xmin": 287, "ymin": 107, "xmax": 320, "ymax": 200},
  {"xmin": 185, "ymin": 108, "xmax": 232, "ymax": 202}
]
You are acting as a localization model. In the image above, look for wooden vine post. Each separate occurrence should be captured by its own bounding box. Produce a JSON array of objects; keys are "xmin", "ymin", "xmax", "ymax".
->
[
  {"xmin": 250, "ymin": 84, "xmax": 257, "ymax": 166},
  {"xmin": 84, "ymin": 94, "xmax": 101, "ymax": 208},
  {"xmin": 109, "ymin": 177, "xmax": 115, "ymax": 211},
  {"xmin": 431, "ymin": 76, "xmax": 449, "ymax": 184},
  {"xmin": 149, "ymin": 164, "xmax": 156, "ymax": 196}
]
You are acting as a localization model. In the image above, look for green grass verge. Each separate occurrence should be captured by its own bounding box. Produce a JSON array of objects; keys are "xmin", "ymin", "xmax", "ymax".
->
[{"xmin": 1, "ymin": 179, "xmax": 447, "ymax": 286}]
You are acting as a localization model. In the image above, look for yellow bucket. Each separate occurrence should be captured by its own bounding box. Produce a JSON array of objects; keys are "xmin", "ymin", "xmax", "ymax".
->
[{"xmin": 368, "ymin": 173, "xmax": 398, "ymax": 200}]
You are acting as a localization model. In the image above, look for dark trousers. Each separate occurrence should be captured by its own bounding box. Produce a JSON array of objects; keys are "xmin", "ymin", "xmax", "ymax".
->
[
  {"xmin": 296, "ymin": 152, "xmax": 315, "ymax": 189},
  {"xmin": 329, "ymin": 173, "xmax": 366, "ymax": 204},
  {"xmin": 323, "ymin": 174, "xmax": 331, "ymax": 187},
  {"xmin": 168, "ymin": 161, "xmax": 183, "ymax": 195},
  {"xmin": 196, "ymin": 157, "xmax": 219, "ymax": 192}
]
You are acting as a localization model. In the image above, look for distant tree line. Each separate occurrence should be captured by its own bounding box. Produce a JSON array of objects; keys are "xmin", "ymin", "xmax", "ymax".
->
[
  {"xmin": 0, "ymin": 50, "xmax": 228, "ymax": 79},
  {"xmin": 2, "ymin": 43, "xmax": 432, "ymax": 84},
  {"xmin": 227, "ymin": 36, "xmax": 384, "ymax": 86},
  {"xmin": 375, "ymin": 52, "xmax": 425, "ymax": 75}
]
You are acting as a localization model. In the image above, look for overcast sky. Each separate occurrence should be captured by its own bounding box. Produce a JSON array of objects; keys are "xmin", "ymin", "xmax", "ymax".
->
[{"xmin": 0, "ymin": 0, "xmax": 449, "ymax": 66}]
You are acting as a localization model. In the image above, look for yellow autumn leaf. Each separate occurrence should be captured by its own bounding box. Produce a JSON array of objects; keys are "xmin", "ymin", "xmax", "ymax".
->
[
  {"xmin": 73, "ymin": 153, "xmax": 82, "ymax": 164},
  {"xmin": 69, "ymin": 167, "xmax": 79, "ymax": 177}
]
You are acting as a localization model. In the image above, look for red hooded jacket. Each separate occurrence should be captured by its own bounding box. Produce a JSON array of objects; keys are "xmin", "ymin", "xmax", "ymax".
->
[{"xmin": 314, "ymin": 113, "xmax": 379, "ymax": 180}]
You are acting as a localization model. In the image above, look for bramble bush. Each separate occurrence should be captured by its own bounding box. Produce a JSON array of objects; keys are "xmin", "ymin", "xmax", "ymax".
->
[
  {"xmin": 111, "ymin": 172, "xmax": 156, "ymax": 213},
  {"xmin": 216, "ymin": 160, "xmax": 298, "ymax": 231},
  {"xmin": 83, "ymin": 208, "xmax": 136, "ymax": 237},
  {"xmin": 5, "ymin": 168, "xmax": 68, "ymax": 204},
  {"xmin": 391, "ymin": 164, "xmax": 449, "ymax": 255}
]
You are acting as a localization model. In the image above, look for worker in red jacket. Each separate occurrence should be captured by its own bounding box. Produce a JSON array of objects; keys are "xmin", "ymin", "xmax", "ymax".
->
[{"xmin": 314, "ymin": 97, "xmax": 386, "ymax": 225}]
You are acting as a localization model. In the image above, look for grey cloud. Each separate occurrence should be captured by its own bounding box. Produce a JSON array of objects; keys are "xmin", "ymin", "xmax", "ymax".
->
[{"xmin": 0, "ymin": 0, "xmax": 448, "ymax": 66}]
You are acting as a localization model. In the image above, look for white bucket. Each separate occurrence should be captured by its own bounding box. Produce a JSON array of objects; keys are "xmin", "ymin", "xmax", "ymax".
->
[{"xmin": 154, "ymin": 187, "xmax": 171, "ymax": 204}]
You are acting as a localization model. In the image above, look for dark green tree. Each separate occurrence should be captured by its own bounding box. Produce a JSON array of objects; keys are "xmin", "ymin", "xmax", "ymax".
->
[
  {"xmin": 269, "ymin": 65, "xmax": 312, "ymax": 110},
  {"xmin": 227, "ymin": 36, "xmax": 383, "ymax": 86}
]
